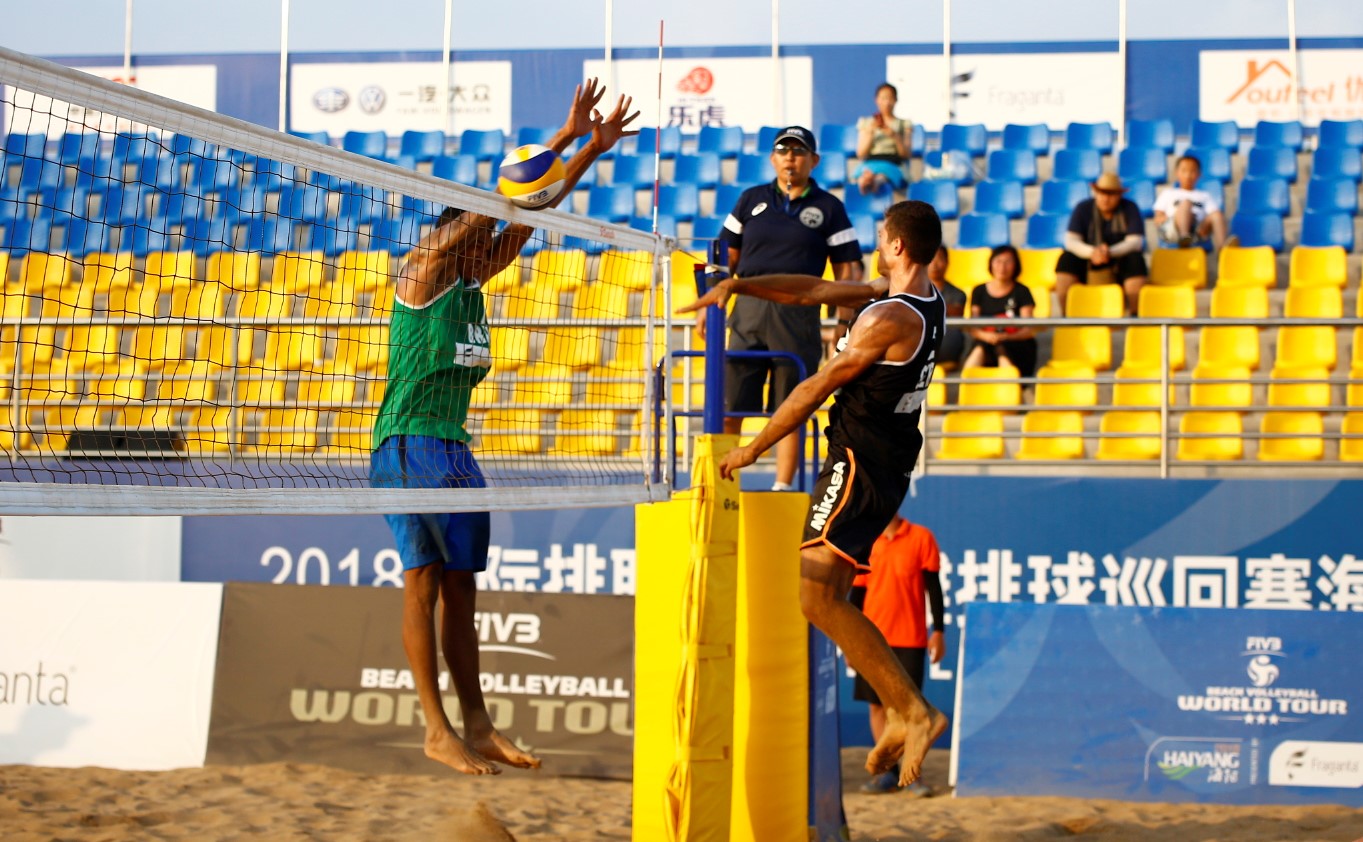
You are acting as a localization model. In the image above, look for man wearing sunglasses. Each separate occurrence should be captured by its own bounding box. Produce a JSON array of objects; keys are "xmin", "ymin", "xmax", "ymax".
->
[{"xmin": 710, "ymin": 126, "xmax": 863, "ymax": 491}]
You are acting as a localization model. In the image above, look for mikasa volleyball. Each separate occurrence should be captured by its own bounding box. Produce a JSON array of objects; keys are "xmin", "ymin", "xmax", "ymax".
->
[{"xmin": 497, "ymin": 144, "xmax": 567, "ymax": 208}]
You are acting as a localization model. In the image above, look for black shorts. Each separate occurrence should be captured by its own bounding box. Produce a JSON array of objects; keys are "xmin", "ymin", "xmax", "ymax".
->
[
  {"xmin": 853, "ymin": 647, "xmax": 926, "ymax": 705},
  {"xmin": 800, "ymin": 439, "xmax": 914, "ymax": 569},
  {"xmin": 725, "ymin": 297, "xmax": 823, "ymax": 413},
  {"xmin": 1055, "ymin": 250, "xmax": 1148, "ymax": 283}
]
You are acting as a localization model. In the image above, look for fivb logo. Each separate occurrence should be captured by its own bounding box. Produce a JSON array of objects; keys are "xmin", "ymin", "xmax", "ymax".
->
[
  {"xmin": 808, "ymin": 461, "xmax": 846, "ymax": 532},
  {"xmin": 474, "ymin": 612, "xmax": 541, "ymax": 645},
  {"xmin": 1244, "ymin": 635, "xmax": 1284, "ymax": 687}
]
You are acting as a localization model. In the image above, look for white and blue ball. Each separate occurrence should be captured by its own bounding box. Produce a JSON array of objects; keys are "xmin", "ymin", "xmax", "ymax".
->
[{"xmin": 497, "ymin": 144, "xmax": 566, "ymax": 209}]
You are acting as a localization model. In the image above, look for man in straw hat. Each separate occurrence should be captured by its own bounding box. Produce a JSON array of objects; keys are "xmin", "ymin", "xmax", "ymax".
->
[{"xmin": 1054, "ymin": 171, "xmax": 1147, "ymax": 316}]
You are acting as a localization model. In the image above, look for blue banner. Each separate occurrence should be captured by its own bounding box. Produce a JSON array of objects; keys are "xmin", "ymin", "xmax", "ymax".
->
[{"xmin": 956, "ymin": 602, "xmax": 1363, "ymax": 805}]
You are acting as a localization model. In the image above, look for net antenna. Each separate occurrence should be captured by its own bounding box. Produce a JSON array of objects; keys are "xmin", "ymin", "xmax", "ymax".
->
[{"xmin": 0, "ymin": 46, "xmax": 673, "ymax": 515}]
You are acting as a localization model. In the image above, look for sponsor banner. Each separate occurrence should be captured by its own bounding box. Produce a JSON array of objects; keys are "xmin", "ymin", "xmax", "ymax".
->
[
  {"xmin": 290, "ymin": 61, "xmax": 511, "ymax": 135},
  {"xmin": 1200, "ymin": 49, "xmax": 1363, "ymax": 126},
  {"xmin": 583, "ymin": 57, "xmax": 812, "ymax": 134},
  {"xmin": 955, "ymin": 603, "xmax": 1363, "ymax": 804},
  {"xmin": 205, "ymin": 583, "xmax": 632, "ymax": 778},
  {"xmin": 0, "ymin": 580, "xmax": 222, "ymax": 770},
  {"xmin": 886, "ymin": 53, "xmax": 1123, "ymax": 131},
  {"xmin": 0, "ymin": 515, "xmax": 180, "ymax": 581},
  {"xmin": 3, "ymin": 64, "xmax": 217, "ymax": 136}
]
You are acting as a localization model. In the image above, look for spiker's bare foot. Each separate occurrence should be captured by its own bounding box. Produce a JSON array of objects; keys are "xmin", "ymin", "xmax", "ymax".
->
[
  {"xmin": 471, "ymin": 729, "xmax": 542, "ymax": 770},
  {"xmin": 426, "ymin": 728, "xmax": 500, "ymax": 775},
  {"xmin": 865, "ymin": 703, "xmax": 949, "ymax": 787},
  {"xmin": 898, "ymin": 705, "xmax": 949, "ymax": 787}
]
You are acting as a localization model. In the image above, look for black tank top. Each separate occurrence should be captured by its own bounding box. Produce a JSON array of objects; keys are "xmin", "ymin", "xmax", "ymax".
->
[{"xmin": 827, "ymin": 287, "xmax": 946, "ymax": 468}]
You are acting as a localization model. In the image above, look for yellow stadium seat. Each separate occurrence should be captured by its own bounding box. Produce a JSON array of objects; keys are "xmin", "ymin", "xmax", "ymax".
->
[
  {"xmin": 946, "ymin": 247, "xmax": 991, "ymax": 290},
  {"xmin": 1276, "ymin": 326, "xmax": 1337, "ymax": 370},
  {"xmin": 335, "ymin": 251, "xmax": 392, "ymax": 296},
  {"xmin": 1267, "ymin": 364, "xmax": 1331, "ymax": 408},
  {"xmin": 1348, "ymin": 364, "xmax": 1363, "ymax": 407},
  {"xmin": 183, "ymin": 407, "xmax": 235, "ymax": 455},
  {"xmin": 1190, "ymin": 362, "xmax": 1253, "ymax": 409},
  {"xmin": 1341, "ymin": 413, "xmax": 1363, "ymax": 461},
  {"xmin": 926, "ymin": 379, "xmax": 947, "ymax": 409},
  {"xmin": 575, "ymin": 281, "xmax": 633, "ymax": 320},
  {"xmin": 1067, "ymin": 283, "xmax": 1125, "ymax": 318},
  {"xmin": 1124, "ymin": 325, "xmax": 1186, "ymax": 370},
  {"xmin": 1286, "ymin": 286, "xmax": 1343, "ymax": 319},
  {"xmin": 482, "ymin": 256, "xmax": 523, "ymax": 295},
  {"xmin": 328, "ymin": 409, "xmax": 373, "ymax": 453},
  {"xmin": 539, "ymin": 326, "xmax": 602, "ymax": 370},
  {"xmin": 206, "ymin": 251, "xmax": 261, "ymax": 292},
  {"xmin": 1289, "ymin": 246, "xmax": 1348, "ymax": 289},
  {"xmin": 1033, "ymin": 361, "xmax": 1098, "ymax": 409},
  {"xmin": 1149, "ymin": 248, "xmax": 1206, "ymax": 288},
  {"xmin": 1216, "ymin": 245, "xmax": 1276, "ymax": 288},
  {"xmin": 1020, "ymin": 281, "xmax": 1052, "ymax": 319},
  {"xmin": 169, "ymin": 282, "xmax": 226, "ymax": 321},
  {"xmin": 336, "ymin": 325, "xmax": 388, "ymax": 372},
  {"xmin": 235, "ymin": 376, "xmax": 287, "ymax": 407},
  {"xmin": 65, "ymin": 324, "xmax": 122, "ymax": 371},
  {"xmin": 19, "ymin": 253, "xmax": 74, "ymax": 294},
  {"xmin": 599, "ymin": 250, "xmax": 654, "ymax": 292},
  {"xmin": 270, "ymin": 251, "xmax": 328, "ymax": 295},
  {"xmin": 551, "ymin": 409, "xmax": 619, "ymax": 456},
  {"xmin": 1016, "ymin": 410, "xmax": 1086, "ymax": 460},
  {"xmin": 1211, "ymin": 285, "xmax": 1269, "ymax": 319},
  {"xmin": 1199, "ymin": 326, "xmax": 1261, "ymax": 370},
  {"xmin": 133, "ymin": 326, "xmax": 188, "ymax": 369},
  {"xmin": 491, "ymin": 327, "xmax": 532, "ymax": 372},
  {"xmin": 84, "ymin": 360, "xmax": 148, "ymax": 402},
  {"xmin": 1097, "ymin": 410, "xmax": 1163, "ymax": 460},
  {"xmin": 530, "ymin": 248, "xmax": 589, "ymax": 293},
  {"xmin": 1177, "ymin": 411, "xmax": 1244, "ymax": 460},
  {"xmin": 266, "ymin": 327, "xmax": 323, "ymax": 370},
  {"xmin": 584, "ymin": 365, "xmax": 647, "ymax": 406},
  {"xmin": 1256, "ymin": 411, "xmax": 1324, "ymax": 462},
  {"xmin": 503, "ymin": 281, "xmax": 563, "ymax": 321},
  {"xmin": 1018, "ymin": 248, "xmax": 1060, "ymax": 294},
  {"xmin": 296, "ymin": 373, "xmax": 357, "ymax": 407},
  {"xmin": 1053, "ymin": 284, "xmax": 1122, "ymax": 370},
  {"xmin": 144, "ymin": 250, "xmax": 196, "ymax": 287},
  {"xmin": 470, "ymin": 378, "xmax": 502, "ymax": 407},
  {"xmin": 251, "ymin": 408, "xmax": 320, "ymax": 454},
  {"xmin": 478, "ymin": 407, "xmax": 546, "ymax": 455},
  {"xmin": 958, "ymin": 365, "xmax": 1021, "ymax": 410},
  {"xmin": 85, "ymin": 252, "xmax": 137, "ymax": 313},
  {"xmin": 513, "ymin": 363, "xmax": 575, "ymax": 406},
  {"xmin": 155, "ymin": 360, "xmax": 220, "ymax": 403},
  {"xmin": 935, "ymin": 410, "xmax": 1006, "ymax": 459},
  {"xmin": 607, "ymin": 326, "xmax": 668, "ymax": 372},
  {"xmin": 1354, "ymin": 328, "xmax": 1363, "ymax": 368},
  {"xmin": 1138, "ymin": 284, "xmax": 1196, "ymax": 319}
]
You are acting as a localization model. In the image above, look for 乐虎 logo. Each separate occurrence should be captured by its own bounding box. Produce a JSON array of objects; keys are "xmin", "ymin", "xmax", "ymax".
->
[{"xmin": 677, "ymin": 67, "xmax": 714, "ymax": 95}]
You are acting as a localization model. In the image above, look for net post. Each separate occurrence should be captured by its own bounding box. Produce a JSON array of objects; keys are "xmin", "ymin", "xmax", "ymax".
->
[{"xmin": 700, "ymin": 240, "xmax": 727, "ymax": 436}]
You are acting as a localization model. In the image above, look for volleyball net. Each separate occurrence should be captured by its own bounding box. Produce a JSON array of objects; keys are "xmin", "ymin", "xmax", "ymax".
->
[{"xmin": 0, "ymin": 46, "xmax": 674, "ymax": 515}]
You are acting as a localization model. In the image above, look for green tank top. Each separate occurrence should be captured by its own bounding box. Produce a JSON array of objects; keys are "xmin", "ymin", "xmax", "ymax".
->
[{"xmin": 372, "ymin": 278, "xmax": 490, "ymax": 448}]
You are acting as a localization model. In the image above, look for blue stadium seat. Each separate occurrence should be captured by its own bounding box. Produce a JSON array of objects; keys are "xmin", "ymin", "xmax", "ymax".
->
[
  {"xmin": 1305, "ymin": 177, "xmax": 1359, "ymax": 215},
  {"xmin": 658, "ymin": 183, "xmax": 700, "ymax": 222},
  {"xmin": 713, "ymin": 183, "xmax": 751, "ymax": 216},
  {"xmin": 37, "ymin": 185, "xmax": 92, "ymax": 221},
  {"xmin": 673, "ymin": 152, "xmax": 721, "ymax": 189},
  {"xmin": 910, "ymin": 126, "xmax": 925, "ymax": 158},
  {"xmin": 399, "ymin": 196, "xmax": 440, "ymax": 222},
  {"xmin": 459, "ymin": 129, "xmax": 506, "ymax": 162},
  {"xmin": 813, "ymin": 151, "xmax": 846, "ymax": 189},
  {"xmin": 111, "ymin": 132, "xmax": 159, "ymax": 167},
  {"xmin": 1024, "ymin": 212, "xmax": 1068, "ymax": 249},
  {"xmin": 697, "ymin": 125, "xmax": 744, "ymax": 159},
  {"xmin": 369, "ymin": 215, "xmax": 425, "ymax": 257},
  {"xmin": 692, "ymin": 214, "xmax": 726, "ymax": 243},
  {"xmin": 137, "ymin": 156, "xmax": 181, "ymax": 191},
  {"xmin": 1236, "ymin": 178, "xmax": 1290, "ymax": 217},
  {"xmin": 1118, "ymin": 146, "xmax": 1167, "ymax": 184},
  {"xmin": 1064, "ymin": 122, "xmax": 1115, "ymax": 155},
  {"xmin": 1312, "ymin": 146, "xmax": 1362, "ymax": 182},
  {"xmin": 288, "ymin": 130, "xmax": 331, "ymax": 147},
  {"xmin": 170, "ymin": 135, "xmax": 212, "ymax": 159},
  {"xmin": 307, "ymin": 224, "xmax": 360, "ymax": 258},
  {"xmin": 849, "ymin": 213, "xmax": 877, "ymax": 252},
  {"xmin": 842, "ymin": 183, "xmax": 894, "ymax": 217},
  {"xmin": 941, "ymin": 123, "xmax": 988, "ymax": 158},
  {"xmin": 1125, "ymin": 118, "xmax": 1175, "ymax": 154},
  {"xmin": 560, "ymin": 236, "xmax": 609, "ymax": 256},
  {"xmin": 190, "ymin": 158, "xmax": 238, "ymax": 194},
  {"xmin": 1253, "ymin": 120, "xmax": 1304, "ymax": 152},
  {"xmin": 1190, "ymin": 120, "xmax": 1240, "ymax": 152},
  {"xmin": 98, "ymin": 186, "xmax": 149, "ymax": 226},
  {"xmin": 1317, "ymin": 119, "xmax": 1363, "ymax": 150},
  {"xmin": 218, "ymin": 184, "xmax": 270, "ymax": 222},
  {"xmin": 306, "ymin": 170, "xmax": 346, "ymax": 191},
  {"xmin": 735, "ymin": 153, "xmax": 775, "ymax": 185},
  {"xmin": 0, "ymin": 216, "xmax": 53, "ymax": 254},
  {"xmin": 1299, "ymin": 212, "xmax": 1355, "ymax": 251},
  {"xmin": 516, "ymin": 127, "xmax": 556, "ymax": 148},
  {"xmin": 957, "ymin": 212, "xmax": 1009, "ymax": 249},
  {"xmin": 16, "ymin": 157, "xmax": 64, "ymax": 195},
  {"xmin": 129, "ymin": 226, "xmax": 172, "ymax": 258},
  {"xmin": 1247, "ymin": 146, "xmax": 1298, "ymax": 183},
  {"xmin": 184, "ymin": 216, "xmax": 236, "ymax": 256},
  {"xmin": 630, "ymin": 214, "xmax": 678, "ymax": 237},
  {"xmin": 1126, "ymin": 179, "xmax": 1156, "ymax": 218},
  {"xmin": 1229, "ymin": 212, "xmax": 1285, "ymax": 251},
  {"xmin": 818, "ymin": 124, "xmax": 859, "ymax": 158},
  {"xmin": 59, "ymin": 218, "xmax": 111, "ymax": 257},
  {"xmin": 922, "ymin": 150, "xmax": 974, "ymax": 185},
  {"xmin": 57, "ymin": 133, "xmax": 100, "ymax": 166},
  {"xmin": 908, "ymin": 180, "xmax": 959, "ymax": 220},
  {"xmin": 1186, "ymin": 146, "xmax": 1231, "ymax": 183},
  {"xmin": 343, "ymin": 130, "xmax": 388, "ymax": 159},
  {"xmin": 338, "ymin": 188, "xmax": 389, "ymax": 225},
  {"xmin": 399, "ymin": 130, "xmax": 446, "ymax": 162},
  {"xmin": 1002, "ymin": 123, "xmax": 1050, "ymax": 156},
  {"xmin": 1052, "ymin": 148, "xmax": 1101, "ymax": 184},
  {"xmin": 1040, "ymin": 179, "xmax": 1088, "ymax": 216},
  {"xmin": 154, "ymin": 193, "xmax": 206, "ymax": 226},
  {"xmin": 611, "ymin": 154, "xmax": 656, "ymax": 189},
  {"xmin": 986, "ymin": 149, "xmax": 1037, "ymax": 185},
  {"xmin": 756, "ymin": 126, "xmax": 783, "ymax": 154},
  {"xmin": 431, "ymin": 154, "xmax": 479, "ymax": 186},
  {"xmin": 250, "ymin": 158, "xmax": 296, "ymax": 190},
  {"xmin": 974, "ymin": 179, "xmax": 1024, "ymax": 219},
  {"xmin": 586, "ymin": 184, "xmax": 635, "ymax": 222},
  {"xmin": 1197, "ymin": 177, "xmax": 1225, "ymax": 210},
  {"xmin": 73, "ymin": 154, "xmax": 117, "ymax": 192},
  {"xmin": 277, "ymin": 184, "xmax": 330, "ymax": 224},
  {"xmin": 5, "ymin": 132, "xmax": 46, "ymax": 160},
  {"xmin": 243, "ymin": 217, "xmax": 295, "ymax": 253},
  {"xmin": 634, "ymin": 126, "xmax": 683, "ymax": 159}
]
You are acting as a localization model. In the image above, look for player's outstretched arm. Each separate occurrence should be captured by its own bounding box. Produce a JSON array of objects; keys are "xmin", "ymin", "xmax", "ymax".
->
[{"xmin": 679, "ymin": 274, "xmax": 888, "ymax": 314}]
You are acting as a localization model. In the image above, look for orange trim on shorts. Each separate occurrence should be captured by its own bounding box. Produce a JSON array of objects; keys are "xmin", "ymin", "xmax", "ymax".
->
[{"xmin": 799, "ymin": 447, "xmax": 865, "ymax": 570}]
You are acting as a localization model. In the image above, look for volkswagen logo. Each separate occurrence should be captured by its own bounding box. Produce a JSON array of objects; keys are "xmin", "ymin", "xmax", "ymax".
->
[
  {"xmin": 312, "ymin": 87, "xmax": 349, "ymax": 113},
  {"xmin": 358, "ymin": 86, "xmax": 387, "ymax": 114}
]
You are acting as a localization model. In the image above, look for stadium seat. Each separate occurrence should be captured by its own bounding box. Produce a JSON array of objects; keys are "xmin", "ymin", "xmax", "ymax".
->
[
  {"xmin": 935, "ymin": 411, "xmax": 1006, "ymax": 459},
  {"xmin": 849, "ymin": 214, "xmax": 877, "ymax": 252},
  {"xmin": 459, "ymin": 129, "xmax": 506, "ymax": 162},
  {"xmin": 691, "ymin": 214, "xmax": 725, "ymax": 243},
  {"xmin": 1018, "ymin": 247, "xmax": 1061, "ymax": 302},
  {"xmin": 110, "ymin": 131, "xmax": 158, "ymax": 166},
  {"xmin": 249, "ymin": 157, "xmax": 296, "ymax": 189},
  {"xmin": 634, "ymin": 126, "xmax": 683, "ymax": 159},
  {"xmin": 277, "ymin": 184, "xmax": 330, "ymax": 225},
  {"xmin": 1312, "ymin": 146, "xmax": 1363, "ymax": 182},
  {"xmin": 754, "ymin": 126, "xmax": 783, "ymax": 153},
  {"xmin": 399, "ymin": 130, "xmax": 445, "ymax": 162},
  {"xmin": 1257, "ymin": 411, "xmax": 1324, "ymax": 462},
  {"xmin": 551, "ymin": 409, "xmax": 620, "ymax": 457},
  {"xmin": 1199, "ymin": 327, "xmax": 1261, "ymax": 371},
  {"xmin": 1112, "ymin": 362, "xmax": 1175, "ymax": 409},
  {"xmin": 1051, "ymin": 148, "xmax": 1101, "ymax": 184},
  {"xmin": 1288, "ymin": 245, "xmax": 1348, "ymax": 288},
  {"xmin": 672, "ymin": 152, "xmax": 721, "ymax": 189},
  {"xmin": 713, "ymin": 183, "xmax": 750, "ymax": 217},
  {"xmin": 1033, "ymin": 361, "xmax": 1098, "ymax": 409},
  {"xmin": 56, "ymin": 132, "xmax": 99, "ymax": 165},
  {"xmin": 586, "ymin": 184, "xmax": 635, "ymax": 222},
  {"xmin": 58, "ymin": 219, "xmax": 111, "ymax": 258},
  {"xmin": 958, "ymin": 365, "xmax": 1022, "ymax": 410},
  {"xmin": 1064, "ymin": 122, "xmax": 1115, "ymax": 155},
  {"xmin": 1052, "ymin": 284, "xmax": 1122, "ymax": 370},
  {"xmin": 1217, "ymin": 245, "xmax": 1277, "ymax": 288},
  {"xmin": 514, "ymin": 126, "xmax": 557, "ymax": 149},
  {"xmin": 940, "ymin": 123, "xmax": 988, "ymax": 158},
  {"xmin": 945, "ymin": 247, "xmax": 991, "ymax": 290},
  {"xmin": 985, "ymin": 150, "xmax": 1036, "ymax": 185},
  {"xmin": 1039, "ymin": 179, "xmax": 1088, "ymax": 216},
  {"xmin": 1016, "ymin": 411, "xmax": 1086, "ymax": 460},
  {"xmin": 1177, "ymin": 411, "xmax": 1243, "ymax": 460},
  {"xmin": 0, "ymin": 216, "xmax": 53, "ymax": 255},
  {"xmin": 1185, "ymin": 146, "xmax": 1232, "ymax": 183},
  {"xmin": 1299, "ymin": 212, "xmax": 1355, "ymax": 251},
  {"xmin": 1236, "ymin": 178, "xmax": 1290, "ymax": 217},
  {"xmin": 1126, "ymin": 179, "xmax": 1156, "ymax": 218},
  {"xmin": 657, "ymin": 183, "xmax": 700, "ymax": 222},
  {"xmin": 1254, "ymin": 120, "xmax": 1305, "ymax": 151},
  {"xmin": 1023, "ymin": 213, "xmax": 1067, "ymax": 249},
  {"xmin": 921, "ymin": 150, "xmax": 974, "ymax": 185},
  {"xmin": 97, "ymin": 186, "xmax": 149, "ymax": 226},
  {"xmin": 956, "ymin": 213, "xmax": 1009, "ymax": 250},
  {"xmin": 190, "ymin": 158, "xmax": 238, "ymax": 194},
  {"xmin": 974, "ymin": 180, "xmax": 1025, "ymax": 219},
  {"xmin": 288, "ymin": 130, "xmax": 330, "ymax": 148},
  {"xmin": 1191, "ymin": 120, "xmax": 1240, "ymax": 153},
  {"xmin": 1304, "ymin": 177, "xmax": 1358, "ymax": 215},
  {"xmin": 818, "ymin": 124, "xmax": 859, "ymax": 158},
  {"xmin": 1267, "ymin": 363, "xmax": 1331, "ymax": 410},
  {"xmin": 1247, "ymin": 146, "xmax": 1299, "ymax": 183},
  {"xmin": 908, "ymin": 180, "xmax": 959, "ymax": 220},
  {"xmin": 1002, "ymin": 123, "xmax": 1050, "ymax": 156},
  {"xmin": 431, "ymin": 154, "xmax": 479, "ymax": 187},
  {"xmin": 242, "ymin": 218, "xmax": 294, "ymax": 253},
  {"xmin": 183, "ymin": 216, "xmax": 236, "ymax": 257},
  {"xmin": 697, "ymin": 125, "xmax": 744, "ymax": 159},
  {"xmin": 1126, "ymin": 285, "xmax": 1196, "ymax": 370},
  {"xmin": 1285, "ymin": 284, "xmax": 1343, "ymax": 320},
  {"xmin": 1118, "ymin": 146, "xmax": 1167, "ymax": 184},
  {"xmin": 629, "ymin": 214, "xmax": 677, "ymax": 237},
  {"xmin": 1126, "ymin": 119, "xmax": 1175, "ymax": 154},
  {"xmin": 341, "ymin": 130, "xmax": 387, "ymax": 159},
  {"xmin": 812, "ymin": 151, "xmax": 847, "ymax": 189},
  {"xmin": 16, "ymin": 158, "xmax": 64, "ymax": 195},
  {"xmin": 610, "ymin": 154, "xmax": 656, "ymax": 189},
  {"xmin": 1318, "ymin": 119, "xmax": 1363, "ymax": 150},
  {"xmin": 1149, "ymin": 247, "xmax": 1207, "ymax": 288},
  {"xmin": 735, "ymin": 153, "xmax": 776, "ymax": 185},
  {"xmin": 1096, "ymin": 410, "xmax": 1162, "ymax": 460},
  {"xmin": 1229, "ymin": 212, "xmax": 1284, "ymax": 251},
  {"xmin": 1190, "ymin": 362, "xmax": 1253, "ymax": 409},
  {"xmin": 843, "ymin": 183, "xmax": 894, "ymax": 217}
]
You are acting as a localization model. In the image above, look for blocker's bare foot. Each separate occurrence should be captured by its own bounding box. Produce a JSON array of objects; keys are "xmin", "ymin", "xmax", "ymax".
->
[
  {"xmin": 426, "ymin": 728, "xmax": 500, "ymax": 775},
  {"xmin": 865, "ymin": 703, "xmax": 949, "ymax": 787},
  {"xmin": 897, "ymin": 705, "xmax": 949, "ymax": 787},
  {"xmin": 471, "ymin": 729, "xmax": 542, "ymax": 770}
]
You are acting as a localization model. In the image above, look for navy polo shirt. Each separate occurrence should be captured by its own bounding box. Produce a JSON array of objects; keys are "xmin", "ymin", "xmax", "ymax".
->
[{"xmin": 721, "ymin": 180, "xmax": 861, "ymax": 277}]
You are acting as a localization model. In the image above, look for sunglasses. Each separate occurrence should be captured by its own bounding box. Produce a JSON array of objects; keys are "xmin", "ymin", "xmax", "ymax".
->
[{"xmin": 772, "ymin": 143, "xmax": 811, "ymax": 157}]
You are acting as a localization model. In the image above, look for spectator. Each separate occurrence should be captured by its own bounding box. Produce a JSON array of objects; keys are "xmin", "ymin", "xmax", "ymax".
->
[
  {"xmin": 1054, "ymin": 172, "xmax": 1147, "ymax": 316},
  {"xmin": 927, "ymin": 245, "xmax": 967, "ymax": 371},
  {"xmin": 710, "ymin": 126, "xmax": 863, "ymax": 491},
  {"xmin": 850, "ymin": 513, "xmax": 946, "ymax": 795},
  {"xmin": 1152, "ymin": 154, "xmax": 1229, "ymax": 251},
  {"xmin": 963, "ymin": 244, "xmax": 1038, "ymax": 377},
  {"xmin": 853, "ymin": 83, "xmax": 914, "ymax": 194}
]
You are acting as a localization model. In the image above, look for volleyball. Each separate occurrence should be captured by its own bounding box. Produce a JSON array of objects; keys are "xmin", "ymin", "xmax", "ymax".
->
[{"xmin": 497, "ymin": 144, "xmax": 566, "ymax": 208}]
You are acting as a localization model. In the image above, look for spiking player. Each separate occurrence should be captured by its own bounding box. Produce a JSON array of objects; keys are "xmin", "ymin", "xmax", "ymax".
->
[
  {"xmin": 370, "ymin": 79, "xmax": 637, "ymax": 775},
  {"xmin": 679, "ymin": 200, "xmax": 950, "ymax": 787}
]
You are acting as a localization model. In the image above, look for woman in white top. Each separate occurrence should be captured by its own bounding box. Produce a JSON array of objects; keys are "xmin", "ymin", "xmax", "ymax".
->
[{"xmin": 853, "ymin": 83, "xmax": 914, "ymax": 194}]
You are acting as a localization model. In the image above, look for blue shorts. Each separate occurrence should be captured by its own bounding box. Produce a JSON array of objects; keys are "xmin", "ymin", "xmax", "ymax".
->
[{"xmin": 370, "ymin": 435, "xmax": 490, "ymax": 572}]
